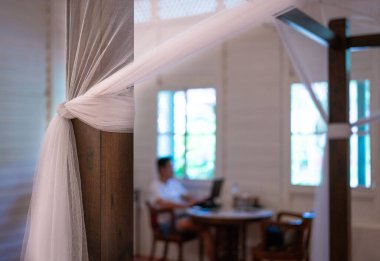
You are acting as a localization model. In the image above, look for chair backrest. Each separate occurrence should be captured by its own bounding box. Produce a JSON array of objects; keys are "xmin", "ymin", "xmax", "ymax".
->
[
  {"xmin": 276, "ymin": 211, "xmax": 314, "ymax": 256},
  {"xmin": 146, "ymin": 201, "xmax": 160, "ymax": 232},
  {"xmin": 261, "ymin": 220, "xmax": 307, "ymax": 255},
  {"xmin": 145, "ymin": 201, "xmax": 176, "ymax": 236},
  {"xmin": 254, "ymin": 211, "xmax": 315, "ymax": 260},
  {"xmin": 277, "ymin": 211, "xmax": 303, "ymax": 223},
  {"xmin": 301, "ymin": 212, "xmax": 315, "ymax": 256}
]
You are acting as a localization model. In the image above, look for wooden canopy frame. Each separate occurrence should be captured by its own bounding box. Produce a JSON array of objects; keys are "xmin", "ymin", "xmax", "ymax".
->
[{"xmin": 277, "ymin": 8, "xmax": 380, "ymax": 261}]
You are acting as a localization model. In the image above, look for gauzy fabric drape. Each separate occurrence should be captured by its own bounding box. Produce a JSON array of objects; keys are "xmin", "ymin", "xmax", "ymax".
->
[
  {"xmin": 22, "ymin": 0, "xmax": 296, "ymax": 260},
  {"xmin": 22, "ymin": 0, "xmax": 133, "ymax": 260},
  {"xmin": 276, "ymin": 1, "xmax": 380, "ymax": 260}
]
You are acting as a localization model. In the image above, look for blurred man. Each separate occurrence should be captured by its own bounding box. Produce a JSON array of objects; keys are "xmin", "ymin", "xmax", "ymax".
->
[{"xmin": 149, "ymin": 157, "xmax": 214, "ymax": 261}]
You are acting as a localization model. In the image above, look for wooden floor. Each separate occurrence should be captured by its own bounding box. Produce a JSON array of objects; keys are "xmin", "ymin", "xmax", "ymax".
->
[
  {"xmin": 134, "ymin": 257, "xmax": 148, "ymax": 261},
  {"xmin": 134, "ymin": 257, "xmax": 149, "ymax": 261},
  {"xmin": 134, "ymin": 256, "xmax": 174, "ymax": 261}
]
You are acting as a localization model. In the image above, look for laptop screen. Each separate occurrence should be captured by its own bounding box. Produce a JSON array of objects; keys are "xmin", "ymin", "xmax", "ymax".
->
[{"xmin": 210, "ymin": 178, "xmax": 224, "ymax": 200}]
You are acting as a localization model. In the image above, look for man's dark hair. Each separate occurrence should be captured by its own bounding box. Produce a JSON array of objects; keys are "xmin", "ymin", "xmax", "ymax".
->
[{"xmin": 157, "ymin": 157, "xmax": 172, "ymax": 170}]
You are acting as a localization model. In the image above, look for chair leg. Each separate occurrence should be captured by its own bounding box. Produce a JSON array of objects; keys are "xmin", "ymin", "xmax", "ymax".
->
[
  {"xmin": 199, "ymin": 239, "xmax": 203, "ymax": 261},
  {"xmin": 178, "ymin": 242, "xmax": 183, "ymax": 261},
  {"xmin": 149, "ymin": 239, "xmax": 156, "ymax": 261},
  {"xmin": 162, "ymin": 241, "xmax": 169, "ymax": 261}
]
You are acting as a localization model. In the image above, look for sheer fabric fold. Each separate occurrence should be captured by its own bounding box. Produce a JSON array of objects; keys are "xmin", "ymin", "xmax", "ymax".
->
[
  {"xmin": 22, "ymin": 0, "xmax": 133, "ymax": 260},
  {"xmin": 22, "ymin": 116, "xmax": 88, "ymax": 261}
]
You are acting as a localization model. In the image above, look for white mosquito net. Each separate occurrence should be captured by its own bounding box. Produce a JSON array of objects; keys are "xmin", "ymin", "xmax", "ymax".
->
[
  {"xmin": 276, "ymin": 1, "xmax": 380, "ymax": 260},
  {"xmin": 22, "ymin": 0, "xmax": 380, "ymax": 260}
]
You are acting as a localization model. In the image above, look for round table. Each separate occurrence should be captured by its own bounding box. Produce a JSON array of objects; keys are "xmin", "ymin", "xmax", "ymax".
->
[{"xmin": 187, "ymin": 207, "xmax": 273, "ymax": 261}]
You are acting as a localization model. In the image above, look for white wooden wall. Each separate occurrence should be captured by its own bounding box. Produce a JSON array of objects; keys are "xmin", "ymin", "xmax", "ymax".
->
[
  {"xmin": 0, "ymin": 1, "xmax": 47, "ymax": 260},
  {"xmin": 0, "ymin": 1, "xmax": 65, "ymax": 260}
]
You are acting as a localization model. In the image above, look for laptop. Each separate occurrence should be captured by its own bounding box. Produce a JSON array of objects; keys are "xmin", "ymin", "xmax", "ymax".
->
[{"xmin": 194, "ymin": 178, "xmax": 224, "ymax": 209}]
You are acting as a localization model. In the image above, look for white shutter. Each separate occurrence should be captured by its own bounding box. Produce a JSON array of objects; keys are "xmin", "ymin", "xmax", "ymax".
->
[{"xmin": 0, "ymin": 1, "xmax": 48, "ymax": 260}]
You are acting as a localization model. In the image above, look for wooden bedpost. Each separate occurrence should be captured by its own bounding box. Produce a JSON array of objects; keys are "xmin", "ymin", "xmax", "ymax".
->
[
  {"xmin": 68, "ymin": 0, "xmax": 134, "ymax": 260},
  {"xmin": 328, "ymin": 18, "xmax": 351, "ymax": 261}
]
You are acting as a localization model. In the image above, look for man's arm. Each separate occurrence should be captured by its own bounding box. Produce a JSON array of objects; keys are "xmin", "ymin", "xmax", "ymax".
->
[
  {"xmin": 155, "ymin": 198, "xmax": 191, "ymax": 210},
  {"xmin": 180, "ymin": 194, "xmax": 198, "ymax": 205}
]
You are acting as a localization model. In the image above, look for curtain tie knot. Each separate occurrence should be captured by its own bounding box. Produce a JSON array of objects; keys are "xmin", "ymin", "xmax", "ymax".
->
[
  {"xmin": 57, "ymin": 102, "xmax": 75, "ymax": 119},
  {"xmin": 328, "ymin": 123, "xmax": 351, "ymax": 139}
]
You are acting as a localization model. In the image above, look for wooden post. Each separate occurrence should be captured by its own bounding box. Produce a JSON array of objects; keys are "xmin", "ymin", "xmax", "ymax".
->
[
  {"xmin": 72, "ymin": 123, "xmax": 134, "ymax": 261},
  {"xmin": 328, "ymin": 19, "xmax": 351, "ymax": 261},
  {"xmin": 68, "ymin": 0, "xmax": 134, "ymax": 260}
]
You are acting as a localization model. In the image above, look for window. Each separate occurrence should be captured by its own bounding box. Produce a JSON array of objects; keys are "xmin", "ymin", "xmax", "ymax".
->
[
  {"xmin": 135, "ymin": 0, "xmax": 152, "ymax": 23},
  {"xmin": 134, "ymin": 0, "xmax": 247, "ymax": 24},
  {"xmin": 157, "ymin": 88, "xmax": 216, "ymax": 180},
  {"xmin": 291, "ymin": 80, "xmax": 371, "ymax": 188},
  {"xmin": 158, "ymin": 0, "xmax": 217, "ymax": 20},
  {"xmin": 224, "ymin": 0, "xmax": 246, "ymax": 8}
]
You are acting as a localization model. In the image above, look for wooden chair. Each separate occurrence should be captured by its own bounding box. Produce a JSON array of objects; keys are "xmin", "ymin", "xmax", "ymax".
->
[
  {"xmin": 252, "ymin": 211, "xmax": 314, "ymax": 261},
  {"xmin": 146, "ymin": 202, "xmax": 203, "ymax": 261}
]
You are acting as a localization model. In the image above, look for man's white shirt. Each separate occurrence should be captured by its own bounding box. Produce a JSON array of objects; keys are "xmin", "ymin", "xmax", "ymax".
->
[{"xmin": 149, "ymin": 178, "xmax": 188, "ymax": 224}]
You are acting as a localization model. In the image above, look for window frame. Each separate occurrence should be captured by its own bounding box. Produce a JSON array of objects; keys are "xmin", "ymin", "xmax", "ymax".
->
[
  {"xmin": 290, "ymin": 80, "xmax": 372, "ymax": 188},
  {"xmin": 281, "ymin": 66, "xmax": 378, "ymax": 202},
  {"xmin": 156, "ymin": 87, "xmax": 217, "ymax": 180}
]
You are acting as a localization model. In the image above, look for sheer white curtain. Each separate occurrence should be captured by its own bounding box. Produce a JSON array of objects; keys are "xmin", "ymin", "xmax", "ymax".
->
[
  {"xmin": 22, "ymin": 0, "xmax": 133, "ymax": 260},
  {"xmin": 22, "ymin": 0, "xmax": 296, "ymax": 260}
]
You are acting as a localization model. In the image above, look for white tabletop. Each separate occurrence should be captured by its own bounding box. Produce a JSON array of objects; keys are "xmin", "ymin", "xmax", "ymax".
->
[{"xmin": 187, "ymin": 207, "xmax": 273, "ymax": 221}]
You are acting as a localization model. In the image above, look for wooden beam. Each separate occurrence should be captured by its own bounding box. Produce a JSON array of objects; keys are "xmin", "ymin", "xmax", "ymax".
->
[
  {"xmin": 347, "ymin": 34, "xmax": 380, "ymax": 50},
  {"xmin": 328, "ymin": 18, "xmax": 351, "ymax": 261},
  {"xmin": 276, "ymin": 7, "xmax": 335, "ymax": 46}
]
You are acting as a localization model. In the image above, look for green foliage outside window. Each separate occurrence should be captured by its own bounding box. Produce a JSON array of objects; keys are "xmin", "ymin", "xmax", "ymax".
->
[
  {"xmin": 291, "ymin": 80, "xmax": 371, "ymax": 188},
  {"xmin": 157, "ymin": 88, "xmax": 216, "ymax": 179}
]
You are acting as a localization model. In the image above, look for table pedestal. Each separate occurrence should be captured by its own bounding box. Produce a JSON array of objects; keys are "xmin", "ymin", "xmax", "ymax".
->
[
  {"xmin": 187, "ymin": 208, "xmax": 273, "ymax": 261},
  {"xmin": 214, "ymin": 224, "xmax": 247, "ymax": 261}
]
